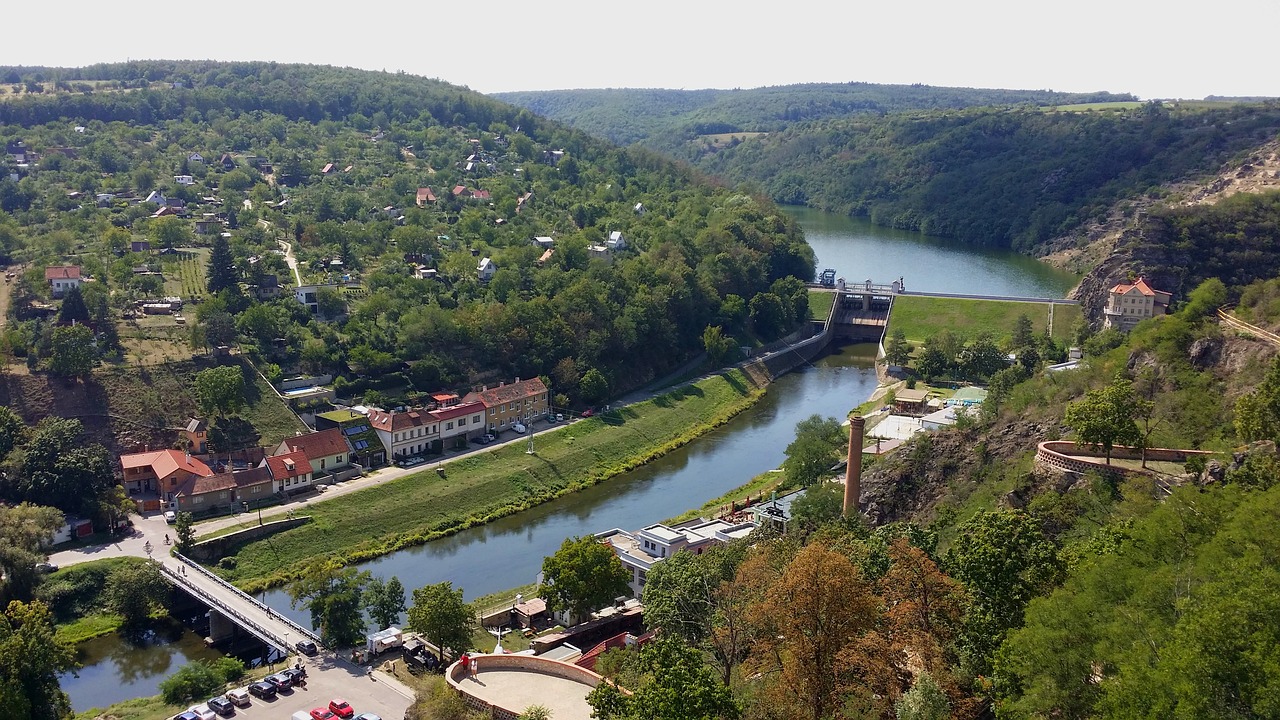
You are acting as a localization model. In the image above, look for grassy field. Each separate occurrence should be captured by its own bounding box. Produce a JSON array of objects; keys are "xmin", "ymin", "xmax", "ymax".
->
[
  {"xmin": 888, "ymin": 296, "xmax": 1083, "ymax": 344},
  {"xmin": 1048, "ymin": 101, "xmax": 1145, "ymax": 112},
  {"xmin": 698, "ymin": 131, "xmax": 768, "ymax": 148},
  {"xmin": 221, "ymin": 370, "xmax": 767, "ymax": 592},
  {"xmin": 808, "ymin": 289, "xmax": 836, "ymax": 321}
]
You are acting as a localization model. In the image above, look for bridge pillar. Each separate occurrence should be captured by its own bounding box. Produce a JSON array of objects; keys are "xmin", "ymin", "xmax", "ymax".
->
[{"xmin": 207, "ymin": 609, "xmax": 236, "ymax": 645}]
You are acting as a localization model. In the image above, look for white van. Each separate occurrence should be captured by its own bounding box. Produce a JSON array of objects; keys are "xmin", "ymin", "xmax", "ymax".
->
[{"xmin": 292, "ymin": 712, "xmax": 313, "ymax": 720}]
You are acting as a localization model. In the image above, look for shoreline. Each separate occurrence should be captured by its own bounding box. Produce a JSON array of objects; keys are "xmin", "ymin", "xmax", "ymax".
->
[{"xmin": 231, "ymin": 369, "xmax": 772, "ymax": 594}]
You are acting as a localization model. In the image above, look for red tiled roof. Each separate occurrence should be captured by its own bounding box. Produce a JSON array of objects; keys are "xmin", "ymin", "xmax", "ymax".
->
[
  {"xmin": 431, "ymin": 401, "xmax": 484, "ymax": 422},
  {"xmin": 173, "ymin": 472, "xmax": 237, "ymax": 498},
  {"xmin": 45, "ymin": 266, "xmax": 81, "ymax": 281},
  {"xmin": 575, "ymin": 631, "xmax": 653, "ymax": 672},
  {"xmin": 451, "ymin": 185, "xmax": 469, "ymax": 196},
  {"xmin": 120, "ymin": 449, "xmax": 212, "ymax": 479},
  {"xmin": 232, "ymin": 466, "xmax": 274, "ymax": 488},
  {"xmin": 265, "ymin": 449, "xmax": 311, "ymax": 479},
  {"xmin": 1110, "ymin": 276, "xmax": 1166, "ymax": 297},
  {"xmin": 416, "ymin": 187, "xmax": 436, "ymax": 205},
  {"xmin": 462, "ymin": 378, "xmax": 549, "ymax": 410},
  {"xmin": 279, "ymin": 428, "xmax": 349, "ymax": 459},
  {"xmin": 472, "ymin": 190, "xmax": 491, "ymax": 200}
]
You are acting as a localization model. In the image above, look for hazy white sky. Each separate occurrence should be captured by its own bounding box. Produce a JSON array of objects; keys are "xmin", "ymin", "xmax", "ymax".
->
[{"xmin": 4, "ymin": 0, "xmax": 1276, "ymax": 99}]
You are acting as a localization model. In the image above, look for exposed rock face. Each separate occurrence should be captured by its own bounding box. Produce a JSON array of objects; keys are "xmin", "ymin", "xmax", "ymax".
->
[{"xmin": 1188, "ymin": 336, "xmax": 1224, "ymax": 370}]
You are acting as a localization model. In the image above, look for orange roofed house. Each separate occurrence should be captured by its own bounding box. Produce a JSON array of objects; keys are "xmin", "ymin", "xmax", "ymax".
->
[
  {"xmin": 120, "ymin": 449, "xmax": 212, "ymax": 497},
  {"xmin": 1102, "ymin": 277, "xmax": 1172, "ymax": 331},
  {"xmin": 274, "ymin": 428, "xmax": 353, "ymax": 479},
  {"xmin": 463, "ymin": 377, "xmax": 549, "ymax": 434},
  {"xmin": 45, "ymin": 265, "xmax": 82, "ymax": 298}
]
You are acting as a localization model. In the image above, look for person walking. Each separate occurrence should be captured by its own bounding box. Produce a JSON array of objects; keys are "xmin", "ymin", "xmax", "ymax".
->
[{"xmin": 459, "ymin": 652, "xmax": 470, "ymax": 679}]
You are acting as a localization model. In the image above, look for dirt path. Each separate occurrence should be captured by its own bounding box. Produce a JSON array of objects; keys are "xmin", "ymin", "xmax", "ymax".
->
[{"xmin": 278, "ymin": 239, "xmax": 302, "ymax": 287}]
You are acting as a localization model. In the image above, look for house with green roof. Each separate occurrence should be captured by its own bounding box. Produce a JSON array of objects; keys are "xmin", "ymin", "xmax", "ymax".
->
[{"xmin": 315, "ymin": 409, "xmax": 387, "ymax": 468}]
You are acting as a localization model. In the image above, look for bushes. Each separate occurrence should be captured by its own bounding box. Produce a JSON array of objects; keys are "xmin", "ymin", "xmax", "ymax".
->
[
  {"xmin": 35, "ymin": 557, "xmax": 148, "ymax": 622},
  {"xmin": 158, "ymin": 657, "xmax": 246, "ymax": 704}
]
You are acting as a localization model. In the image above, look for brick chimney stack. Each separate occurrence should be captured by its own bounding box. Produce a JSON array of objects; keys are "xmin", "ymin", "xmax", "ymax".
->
[{"xmin": 844, "ymin": 415, "xmax": 865, "ymax": 518}]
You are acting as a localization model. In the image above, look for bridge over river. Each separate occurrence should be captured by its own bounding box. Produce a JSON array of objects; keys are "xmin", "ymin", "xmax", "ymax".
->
[{"xmin": 162, "ymin": 552, "xmax": 319, "ymax": 653}]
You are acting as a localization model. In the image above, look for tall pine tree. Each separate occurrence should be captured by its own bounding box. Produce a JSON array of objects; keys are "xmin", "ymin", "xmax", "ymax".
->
[{"xmin": 206, "ymin": 233, "xmax": 239, "ymax": 295}]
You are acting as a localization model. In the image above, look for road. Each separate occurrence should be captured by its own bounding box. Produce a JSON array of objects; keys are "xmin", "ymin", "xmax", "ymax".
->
[{"xmin": 278, "ymin": 239, "xmax": 303, "ymax": 287}]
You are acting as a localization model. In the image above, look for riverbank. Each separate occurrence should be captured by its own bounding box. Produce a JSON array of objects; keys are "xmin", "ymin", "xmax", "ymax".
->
[{"xmin": 221, "ymin": 369, "xmax": 769, "ymax": 593}]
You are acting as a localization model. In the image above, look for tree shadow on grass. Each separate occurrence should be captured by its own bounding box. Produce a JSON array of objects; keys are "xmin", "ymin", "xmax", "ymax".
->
[{"xmin": 722, "ymin": 372, "xmax": 748, "ymax": 396}]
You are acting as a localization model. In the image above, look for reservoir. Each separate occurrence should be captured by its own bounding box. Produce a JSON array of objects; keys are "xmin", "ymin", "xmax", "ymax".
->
[{"xmin": 258, "ymin": 207, "xmax": 1077, "ymax": 620}]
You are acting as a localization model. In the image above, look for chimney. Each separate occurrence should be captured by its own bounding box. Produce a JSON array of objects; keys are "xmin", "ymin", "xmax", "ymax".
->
[{"xmin": 844, "ymin": 415, "xmax": 865, "ymax": 518}]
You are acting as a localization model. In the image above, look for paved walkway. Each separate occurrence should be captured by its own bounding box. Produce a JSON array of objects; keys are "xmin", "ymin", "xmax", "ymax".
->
[{"xmin": 459, "ymin": 667, "xmax": 593, "ymax": 720}]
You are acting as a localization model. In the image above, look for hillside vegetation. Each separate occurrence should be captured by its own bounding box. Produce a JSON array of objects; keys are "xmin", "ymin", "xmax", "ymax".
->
[
  {"xmin": 698, "ymin": 102, "xmax": 1280, "ymax": 252},
  {"xmin": 494, "ymin": 82, "xmax": 1133, "ymax": 153},
  {"xmin": 0, "ymin": 61, "xmax": 814, "ymax": 416}
]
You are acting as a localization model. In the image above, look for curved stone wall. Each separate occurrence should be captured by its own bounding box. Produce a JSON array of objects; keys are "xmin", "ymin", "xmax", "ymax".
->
[{"xmin": 446, "ymin": 653, "xmax": 605, "ymax": 719}]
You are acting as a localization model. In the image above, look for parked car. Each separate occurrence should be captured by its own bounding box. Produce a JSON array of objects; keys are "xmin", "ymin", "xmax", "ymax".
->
[
  {"xmin": 186, "ymin": 705, "xmax": 216, "ymax": 720},
  {"xmin": 267, "ymin": 672, "xmax": 294, "ymax": 691},
  {"xmin": 35, "ymin": 562, "xmax": 58, "ymax": 573},
  {"xmin": 283, "ymin": 666, "xmax": 307, "ymax": 686},
  {"xmin": 296, "ymin": 639, "xmax": 318, "ymax": 656},
  {"xmin": 225, "ymin": 687, "xmax": 251, "ymax": 707},
  {"xmin": 512, "ymin": 422, "xmax": 527, "ymax": 434},
  {"xmin": 206, "ymin": 696, "xmax": 235, "ymax": 716},
  {"xmin": 582, "ymin": 408, "xmax": 594, "ymax": 417},
  {"xmin": 172, "ymin": 712, "xmax": 200, "ymax": 720},
  {"xmin": 164, "ymin": 510, "xmax": 177, "ymax": 523},
  {"xmin": 399, "ymin": 456, "xmax": 426, "ymax": 468},
  {"xmin": 329, "ymin": 698, "xmax": 356, "ymax": 718},
  {"xmin": 309, "ymin": 710, "xmax": 336, "ymax": 720},
  {"xmin": 354, "ymin": 714, "xmax": 384, "ymax": 720},
  {"xmin": 247, "ymin": 680, "xmax": 276, "ymax": 699}
]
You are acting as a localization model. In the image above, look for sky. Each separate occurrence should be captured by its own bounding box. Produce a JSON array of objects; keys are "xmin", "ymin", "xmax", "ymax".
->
[{"xmin": 4, "ymin": 0, "xmax": 1277, "ymax": 100}]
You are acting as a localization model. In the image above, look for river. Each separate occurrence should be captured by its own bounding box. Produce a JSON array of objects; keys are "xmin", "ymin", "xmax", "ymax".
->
[{"xmin": 258, "ymin": 207, "xmax": 1078, "ymax": 621}]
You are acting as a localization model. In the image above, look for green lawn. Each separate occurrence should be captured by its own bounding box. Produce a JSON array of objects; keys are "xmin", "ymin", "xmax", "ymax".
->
[
  {"xmin": 808, "ymin": 289, "xmax": 836, "ymax": 321},
  {"xmin": 221, "ymin": 370, "xmax": 767, "ymax": 592},
  {"xmin": 888, "ymin": 296, "xmax": 1082, "ymax": 344}
]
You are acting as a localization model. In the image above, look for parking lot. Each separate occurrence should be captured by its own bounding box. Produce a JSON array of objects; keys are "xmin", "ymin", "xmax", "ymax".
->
[{"xmin": 210, "ymin": 655, "xmax": 412, "ymax": 720}]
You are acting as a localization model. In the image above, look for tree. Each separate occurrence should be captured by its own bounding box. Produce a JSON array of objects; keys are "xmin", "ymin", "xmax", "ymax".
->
[
  {"xmin": 364, "ymin": 576, "xmax": 407, "ymax": 630},
  {"xmin": 1063, "ymin": 374, "xmax": 1145, "ymax": 464},
  {"xmin": 206, "ymin": 233, "xmax": 239, "ymax": 295},
  {"xmin": 588, "ymin": 635, "xmax": 739, "ymax": 720},
  {"xmin": 702, "ymin": 325, "xmax": 736, "ymax": 366},
  {"xmin": 0, "ymin": 406, "xmax": 28, "ymax": 459},
  {"xmin": 578, "ymin": 368, "xmax": 609, "ymax": 406},
  {"xmin": 104, "ymin": 560, "xmax": 170, "ymax": 627},
  {"xmin": 2, "ymin": 418, "xmax": 114, "ymax": 517},
  {"xmin": 1011, "ymin": 313, "xmax": 1035, "ymax": 349},
  {"xmin": 158, "ymin": 657, "xmax": 245, "ymax": 704},
  {"xmin": 316, "ymin": 287, "xmax": 347, "ymax": 318},
  {"xmin": 0, "ymin": 504, "xmax": 62, "ymax": 603},
  {"xmin": 150, "ymin": 215, "xmax": 190, "ymax": 249},
  {"xmin": 540, "ymin": 536, "xmax": 631, "ymax": 625},
  {"xmin": 789, "ymin": 480, "xmax": 846, "ymax": 532},
  {"xmin": 895, "ymin": 672, "xmax": 950, "ymax": 720},
  {"xmin": 946, "ymin": 510, "xmax": 1059, "ymax": 673},
  {"xmin": 1235, "ymin": 356, "xmax": 1280, "ymax": 443},
  {"xmin": 782, "ymin": 414, "xmax": 844, "ymax": 488},
  {"xmin": 884, "ymin": 329, "xmax": 912, "ymax": 367},
  {"xmin": 57, "ymin": 286, "xmax": 90, "ymax": 325},
  {"xmin": 749, "ymin": 292, "xmax": 789, "ymax": 340},
  {"xmin": 47, "ymin": 324, "xmax": 96, "ymax": 378},
  {"xmin": 289, "ymin": 562, "xmax": 371, "ymax": 647},
  {"xmin": 747, "ymin": 543, "xmax": 881, "ymax": 720},
  {"xmin": 173, "ymin": 511, "xmax": 196, "ymax": 554},
  {"xmin": 199, "ymin": 311, "xmax": 237, "ymax": 351},
  {"xmin": 406, "ymin": 581, "xmax": 476, "ymax": 662},
  {"xmin": 193, "ymin": 366, "xmax": 246, "ymax": 416},
  {"xmin": 959, "ymin": 332, "xmax": 1007, "ymax": 380},
  {"xmin": 0, "ymin": 600, "xmax": 76, "ymax": 720}
]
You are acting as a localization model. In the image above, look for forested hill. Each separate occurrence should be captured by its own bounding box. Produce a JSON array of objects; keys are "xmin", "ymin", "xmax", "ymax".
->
[
  {"xmin": 0, "ymin": 61, "xmax": 814, "ymax": 408},
  {"xmin": 697, "ymin": 102, "xmax": 1280, "ymax": 253},
  {"xmin": 493, "ymin": 83, "xmax": 1134, "ymax": 151}
]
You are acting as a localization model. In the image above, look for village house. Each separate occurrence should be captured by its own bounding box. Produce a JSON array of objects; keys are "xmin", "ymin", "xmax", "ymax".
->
[
  {"xmin": 432, "ymin": 400, "xmax": 487, "ymax": 449},
  {"xmin": 368, "ymin": 408, "xmax": 440, "ymax": 461},
  {"xmin": 463, "ymin": 377, "xmax": 550, "ymax": 434},
  {"xmin": 247, "ymin": 273, "xmax": 281, "ymax": 301},
  {"xmin": 187, "ymin": 152, "xmax": 205, "ymax": 164},
  {"xmin": 478, "ymin": 257, "xmax": 496, "ymax": 283},
  {"xmin": 6, "ymin": 140, "xmax": 30, "ymax": 163},
  {"xmin": 45, "ymin": 265, "xmax": 82, "ymax": 298},
  {"xmin": 321, "ymin": 163, "xmax": 337, "ymax": 175},
  {"xmin": 892, "ymin": 387, "xmax": 930, "ymax": 415},
  {"xmin": 264, "ymin": 449, "xmax": 314, "ymax": 494},
  {"xmin": 219, "ymin": 153, "xmax": 235, "ymax": 171},
  {"xmin": 194, "ymin": 217, "xmax": 223, "ymax": 235},
  {"xmin": 599, "ymin": 519, "xmax": 755, "ymax": 597},
  {"xmin": 131, "ymin": 240, "xmax": 151, "ymax": 253},
  {"xmin": 1102, "ymin": 277, "xmax": 1172, "ymax": 331},
  {"xmin": 174, "ymin": 174, "xmax": 195, "ymax": 186},
  {"xmin": 415, "ymin": 187, "xmax": 436, "ymax": 207},
  {"xmin": 314, "ymin": 409, "xmax": 386, "ymax": 468},
  {"xmin": 119, "ymin": 449, "xmax": 212, "ymax": 497},
  {"xmin": 180, "ymin": 418, "xmax": 209, "ymax": 454},
  {"xmin": 606, "ymin": 231, "xmax": 627, "ymax": 251},
  {"xmin": 274, "ymin": 428, "xmax": 353, "ymax": 477},
  {"xmin": 294, "ymin": 283, "xmax": 341, "ymax": 314}
]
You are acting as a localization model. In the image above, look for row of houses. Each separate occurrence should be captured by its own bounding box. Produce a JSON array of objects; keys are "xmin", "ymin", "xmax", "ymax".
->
[{"xmin": 117, "ymin": 377, "xmax": 550, "ymax": 512}]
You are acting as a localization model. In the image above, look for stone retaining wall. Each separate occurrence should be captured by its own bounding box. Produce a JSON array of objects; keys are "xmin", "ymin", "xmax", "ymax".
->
[
  {"xmin": 187, "ymin": 516, "xmax": 311, "ymax": 563},
  {"xmin": 447, "ymin": 654, "xmax": 603, "ymax": 720},
  {"xmin": 1036, "ymin": 441, "xmax": 1214, "ymax": 477}
]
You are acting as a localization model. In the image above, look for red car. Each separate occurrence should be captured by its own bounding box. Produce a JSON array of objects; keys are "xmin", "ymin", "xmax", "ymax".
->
[
  {"xmin": 581, "ymin": 408, "xmax": 594, "ymax": 417},
  {"xmin": 309, "ymin": 710, "xmax": 335, "ymax": 720},
  {"xmin": 328, "ymin": 699, "xmax": 355, "ymax": 719}
]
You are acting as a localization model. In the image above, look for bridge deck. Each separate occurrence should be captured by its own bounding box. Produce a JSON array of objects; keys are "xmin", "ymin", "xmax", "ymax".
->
[{"xmin": 162, "ymin": 554, "xmax": 318, "ymax": 652}]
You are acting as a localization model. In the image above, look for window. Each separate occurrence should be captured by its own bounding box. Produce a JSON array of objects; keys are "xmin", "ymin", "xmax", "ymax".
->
[
  {"xmin": 501, "ymin": 404, "xmax": 507, "ymax": 412},
  {"xmin": 489, "ymin": 408, "xmax": 496, "ymax": 416},
  {"xmin": 320, "ymin": 459, "xmax": 326, "ymax": 469},
  {"xmin": 192, "ymin": 496, "xmax": 203, "ymax": 505},
  {"xmin": 336, "ymin": 455, "xmax": 343, "ymax": 463},
  {"xmin": 446, "ymin": 422, "xmax": 453, "ymax": 430}
]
